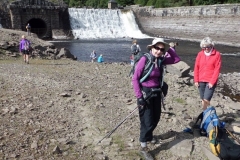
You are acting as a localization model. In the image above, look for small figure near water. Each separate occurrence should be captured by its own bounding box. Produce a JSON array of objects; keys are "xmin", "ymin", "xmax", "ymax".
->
[
  {"xmin": 26, "ymin": 23, "xmax": 31, "ymax": 36},
  {"xmin": 19, "ymin": 35, "xmax": 31, "ymax": 64},
  {"xmin": 97, "ymin": 54, "xmax": 104, "ymax": 63},
  {"xmin": 90, "ymin": 50, "xmax": 97, "ymax": 63},
  {"xmin": 131, "ymin": 39, "xmax": 141, "ymax": 58},
  {"xmin": 194, "ymin": 37, "xmax": 222, "ymax": 110}
]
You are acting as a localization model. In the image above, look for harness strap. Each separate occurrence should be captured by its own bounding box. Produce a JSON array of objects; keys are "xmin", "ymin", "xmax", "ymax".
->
[
  {"xmin": 140, "ymin": 64, "xmax": 154, "ymax": 83},
  {"xmin": 161, "ymin": 65, "xmax": 166, "ymax": 88}
]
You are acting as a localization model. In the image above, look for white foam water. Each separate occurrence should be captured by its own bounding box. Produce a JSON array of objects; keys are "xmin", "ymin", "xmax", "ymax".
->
[{"xmin": 68, "ymin": 8, "xmax": 150, "ymax": 39}]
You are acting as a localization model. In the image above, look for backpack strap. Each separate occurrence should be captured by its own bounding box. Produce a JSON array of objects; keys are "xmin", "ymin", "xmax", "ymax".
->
[
  {"xmin": 140, "ymin": 64, "xmax": 154, "ymax": 83},
  {"xmin": 139, "ymin": 53, "xmax": 154, "ymax": 83},
  {"xmin": 200, "ymin": 109, "xmax": 211, "ymax": 130},
  {"xmin": 195, "ymin": 112, "xmax": 203, "ymax": 125},
  {"xmin": 140, "ymin": 54, "xmax": 165, "ymax": 84},
  {"xmin": 157, "ymin": 57, "xmax": 165, "ymax": 88},
  {"xmin": 214, "ymin": 126, "xmax": 223, "ymax": 160}
]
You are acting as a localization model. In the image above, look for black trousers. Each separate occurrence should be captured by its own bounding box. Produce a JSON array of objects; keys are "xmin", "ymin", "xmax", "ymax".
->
[{"xmin": 139, "ymin": 86, "xmax": 162, "ymax": 142}]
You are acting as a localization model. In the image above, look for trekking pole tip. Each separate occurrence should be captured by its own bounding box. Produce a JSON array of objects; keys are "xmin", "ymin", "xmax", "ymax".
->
[{"xmin": 96, "ymin": 140, "xmax": 101, "ymax": 145}]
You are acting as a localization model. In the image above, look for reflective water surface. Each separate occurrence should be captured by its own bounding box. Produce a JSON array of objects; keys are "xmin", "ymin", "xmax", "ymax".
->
[{"xmin": 51, "ymin": 38, "xmax": 240, "ymax": 74}]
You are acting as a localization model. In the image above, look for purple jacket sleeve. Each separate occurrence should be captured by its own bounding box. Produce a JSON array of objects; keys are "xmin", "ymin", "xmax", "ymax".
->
[
  {"xmin": 163, "ymin": 47, "xmax": 181, "ymax": 65},
  {"xmin": 132, "ymin": 56, "xmax": 147, "ymax": 98},
  {"xmin": 19, "ymin": 41, "xmax": 22, "ymax": 52}
]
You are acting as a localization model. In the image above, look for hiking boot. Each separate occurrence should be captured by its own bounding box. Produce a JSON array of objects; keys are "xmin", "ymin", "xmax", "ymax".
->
[
  {"xmin": 140, "ymin": 142, "xmax": 147, "ymax": 148},
  {"xmin": 149, "ymin": 137, "xmax": 156, "ymax": 144},
  {"xmin": 147, "ymin": 137, "xmax": 157, "ymax": 144},
  {"xmin": 139, "ymin": 147, "xmax": 154, "ymax": 160}
]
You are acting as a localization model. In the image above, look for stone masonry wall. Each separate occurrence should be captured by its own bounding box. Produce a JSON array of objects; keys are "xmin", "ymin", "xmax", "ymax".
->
[
  {"xmin": 131, "ymin": 4, "xmax": 240, "ymax": 47},
  {"xmin": 0, "ymin": 1, "xmax": 11, "ymax": 28}
]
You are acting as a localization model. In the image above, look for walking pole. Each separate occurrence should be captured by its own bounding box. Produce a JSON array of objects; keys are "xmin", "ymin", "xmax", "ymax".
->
[
  {"xmin": 161, "ymin": 92, "xmax": 166, "ymax": 110},
  {"xmin": 97, "ymin": 106, "xmax": 139, "ymax": 144},
  {"xmin": 226, "ymin": 128, "xmax": 240, "ymax": 144},
  {"xmin": 97, "ymin": 91, "xmax": 153, "ymax": 144}
]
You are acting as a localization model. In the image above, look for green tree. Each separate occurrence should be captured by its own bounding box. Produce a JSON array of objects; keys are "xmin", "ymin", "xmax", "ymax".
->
[
  {"xmin": 85, "ymin": 0, "xmax": 99, "ymax": 8},
  {"xmin": 69, "ymin": 0, "xmax": 78, "ymax": 7},
  {"xmin": 134, "ymin": 0, "xmax": 148, "ymax": 6},
  {"xmin": 146, "ymin": 0, "xmax": 156, "ymax": 6},
  {"xmin": 226, "ymin": 0, "xmax": 240, "ymax": 2},
  {"xmin": 154, "ymin": 0, "xmax": 166, "ymax": 8},
  {"xmin": 63, "ymin": 0, "xmax": 70, "ymax": 4},
  {"xmin": 118, "ymin": 0, "xmax": 135, "ymax": 6},
  {"xmin": 99, "ymin": 0, "xmax": 108, "ymax": 8}
]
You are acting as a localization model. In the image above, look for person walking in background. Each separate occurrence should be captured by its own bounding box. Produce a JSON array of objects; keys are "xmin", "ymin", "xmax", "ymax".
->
[
  {"xmin": 129, "ymin": 39, "xmax": 141, "ymax": 76},
  {"xmin": 90, "ymin": 50, "xmax": 97, "ymax": 62},
  {"xmin": 97, "ymin": 54, "xmax": 104, "ymax": 63},
  {"xmin": 26, "ymin": 23, "xmax": 31, "ymax": 36},
  {"xmin": 132, "ymin": 38, "xmax": 180, "ymax": 159},
  {"xmin": 131, "ymin": 39, "xmax": 141, "ymax": 58},
  {"xmin": 19, "ymin": 35, "xmax": 31, "ymax": 64},
  {"xmin": 194, "ymin": 37, "xmax": 222, "ymax": 110}
]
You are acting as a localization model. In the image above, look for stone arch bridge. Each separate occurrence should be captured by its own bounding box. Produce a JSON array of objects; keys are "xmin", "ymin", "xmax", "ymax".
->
[{"xmin": 7, "ymin": 0, "xmax": 70, "ymax": 39}]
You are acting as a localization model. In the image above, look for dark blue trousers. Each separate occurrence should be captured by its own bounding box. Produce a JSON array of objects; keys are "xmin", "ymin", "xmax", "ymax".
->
[{"xmin": 139, "ymin": 87, "xmax": 162, "ymax": 142}]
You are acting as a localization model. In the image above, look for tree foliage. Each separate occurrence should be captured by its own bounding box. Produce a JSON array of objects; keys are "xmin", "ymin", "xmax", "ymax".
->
[{"xmin": 50, "ymin": 0, "xmax": 240, "ymax": 8}]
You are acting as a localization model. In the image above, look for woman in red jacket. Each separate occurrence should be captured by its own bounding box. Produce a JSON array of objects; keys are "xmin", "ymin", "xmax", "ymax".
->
[{"xmin": 194, "ymin": 37, "xmax": 222, "ymax": 110}]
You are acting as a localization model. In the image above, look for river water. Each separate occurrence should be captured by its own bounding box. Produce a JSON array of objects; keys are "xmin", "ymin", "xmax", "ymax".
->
[{"xmin": 51, "ymin": 38, "xmax": 240, "ymax": 74}]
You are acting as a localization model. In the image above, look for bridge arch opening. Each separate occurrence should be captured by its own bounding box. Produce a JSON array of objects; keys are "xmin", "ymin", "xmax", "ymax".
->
[{"xmin": 27, "ymin": 18, "xmax": 48, "ymax": 38}]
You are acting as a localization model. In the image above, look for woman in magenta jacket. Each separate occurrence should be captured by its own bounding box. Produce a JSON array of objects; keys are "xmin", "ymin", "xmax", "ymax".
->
[
  {"xmin": 132, "ymin": 38, "xmax": 180, "ymax": 159},
  {"xmin": 194, "ymin": 37, "xmax": 222, "ymax": 110}
]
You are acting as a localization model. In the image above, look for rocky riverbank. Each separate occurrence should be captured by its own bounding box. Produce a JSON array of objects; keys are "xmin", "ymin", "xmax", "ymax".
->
[
  {"xmin": 0, "ymin": 57, "xmax": 240, "ymax": 160},
  {"xmin": 1, "ymin": 27, "xmax": 240, "ymax": 159},
  {"xmin": 0, "ymin": 28, "xmax": 76, "ymax": 60}
]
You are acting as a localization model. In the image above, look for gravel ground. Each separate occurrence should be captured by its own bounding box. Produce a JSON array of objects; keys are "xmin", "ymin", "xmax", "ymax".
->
[
  {"xmin": 1, "ymin": 28, "xmax": 240, "ymax": 160},
  {"xmin": 1, "ymin": 58, "xmax": 240, "ymax": 160}
]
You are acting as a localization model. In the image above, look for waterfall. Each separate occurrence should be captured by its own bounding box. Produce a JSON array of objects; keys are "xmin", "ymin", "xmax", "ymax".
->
[{"xmin": 68, "ymin": 8, "xmax": 149, "ymax": 39}]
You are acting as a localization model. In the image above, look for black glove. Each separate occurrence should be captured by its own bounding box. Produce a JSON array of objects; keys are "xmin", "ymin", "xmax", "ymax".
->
[{"xmin": 137, "ymin": 97, "xmax": 146, "ymax": 107}]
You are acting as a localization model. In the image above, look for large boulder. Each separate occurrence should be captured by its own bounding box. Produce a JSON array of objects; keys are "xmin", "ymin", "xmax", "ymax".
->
[
  {"xmin": 0, "ymin": 41, "xmax": 9, "ymax": 49},
  {"xmin": 166, "ymin": 61, "xmax": 191, "ymax": 77},
  {"xmin": 56, "ymin": 48, "xmax": 77, "ymax": 60}
]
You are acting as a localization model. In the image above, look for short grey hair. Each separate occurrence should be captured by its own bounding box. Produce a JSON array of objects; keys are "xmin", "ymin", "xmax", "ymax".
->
[{"xmin": 200, "ymin": 37, "xmax": 214, "ymax": 48}]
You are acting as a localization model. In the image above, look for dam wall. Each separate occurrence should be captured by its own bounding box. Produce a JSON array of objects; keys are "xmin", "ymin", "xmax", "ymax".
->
[{"xmin": 131, "ymin": 4, "xmax": 240, "ymax": 46}]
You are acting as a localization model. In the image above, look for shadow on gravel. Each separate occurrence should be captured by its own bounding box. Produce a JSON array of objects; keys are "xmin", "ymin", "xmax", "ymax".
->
[
  {"xmin": 151, "ymin": 130, "xmax": 195, "ymax": 158},
  {"xmin": 30, "ymin": 63, "xmax": 70, "ymax": 66}
]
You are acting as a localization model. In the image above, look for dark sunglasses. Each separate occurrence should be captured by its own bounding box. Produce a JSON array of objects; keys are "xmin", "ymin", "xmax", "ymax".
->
[
  {"xmin": 202, "ymin": 46, "xmax": 212, "ymax": 49},
  {"xmin": 154, "ymin": 46, "xmax": 165, "ymax": 52}
]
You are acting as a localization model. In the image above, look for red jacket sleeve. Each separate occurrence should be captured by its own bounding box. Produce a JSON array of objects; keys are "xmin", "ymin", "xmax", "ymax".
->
[{"xmin": 194, "ymin": 52, "xmax": 201, "ymax": 83}]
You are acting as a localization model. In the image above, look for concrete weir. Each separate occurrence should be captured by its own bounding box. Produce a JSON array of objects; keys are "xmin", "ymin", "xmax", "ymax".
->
[{"xmin": 131, "ymin": 4, "xmax": 240, "ymax": 47}]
